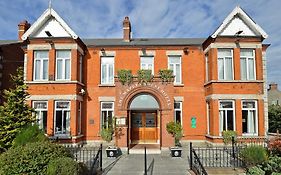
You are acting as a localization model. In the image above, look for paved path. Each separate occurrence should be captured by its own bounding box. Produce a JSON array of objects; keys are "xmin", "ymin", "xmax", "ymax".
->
[{"xmin": 102, "ymin": 149, "xmax": 191, "ymax": 175}]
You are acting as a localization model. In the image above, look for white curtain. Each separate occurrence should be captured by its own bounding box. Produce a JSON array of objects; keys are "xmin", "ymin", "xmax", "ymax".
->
[
  {"xmin": 225, "ymin": 57, "xmax": 233, "ymax": 80},
  {"xmin": 247, "ymin": 110, "xmax": 255, "ymax": 133},
  {"xmin": 65, "ymin": 59, "xmax": 70, "ymax": 79},
  {"xmin": 57, "ymin": 60, "xmax": 63, "ymax": 79},
  {"xmin": 248, "ymin": 58, "xmax": 255, "ymax": 80},
  {"xmin": 240, "ymin": 57, "xmax": 247, "ymax": 80},
  {"xmin": 218, "ymin": 58, "xmax": 224, "ymax": 80},
  {"xmin": 35, "ymin": 60, "xmax": 40, "ymax": 80}
]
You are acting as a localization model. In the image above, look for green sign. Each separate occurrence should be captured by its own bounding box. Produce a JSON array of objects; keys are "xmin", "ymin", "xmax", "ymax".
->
[{"xmin": 191, "ymin": 117, "xmax": 196, "ymax": 128}]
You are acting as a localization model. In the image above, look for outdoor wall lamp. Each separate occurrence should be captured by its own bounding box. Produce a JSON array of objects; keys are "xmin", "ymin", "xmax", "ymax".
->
[{"xmin": 183, "ymin": 47, "xmax": 189, "ymax": 55}]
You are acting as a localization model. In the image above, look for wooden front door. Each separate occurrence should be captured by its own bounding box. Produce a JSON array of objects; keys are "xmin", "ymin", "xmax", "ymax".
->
[{"xmin": 131, "ymin": 111, "xmax": 157, "ymax": 143}]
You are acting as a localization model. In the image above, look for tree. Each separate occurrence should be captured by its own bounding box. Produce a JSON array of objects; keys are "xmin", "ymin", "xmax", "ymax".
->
[
  {"xmin": 268, "ymin": 104, "xmax": 281, "ymax": 133},
  {"xmin": 0, "ymin": 67, "xmax": 35, "ymax": 151}
]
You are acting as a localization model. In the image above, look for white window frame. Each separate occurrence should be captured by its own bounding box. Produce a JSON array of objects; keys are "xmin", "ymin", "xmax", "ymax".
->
[
  {"xmin": 240, "ymin": 49, "xmax": 256, "ymax": 80},
  {"xmin": 242, "ymin": 100, "xmax": 258, "ymax": 136},
  {"xmin": 54, "ymin": 101, "xmax": 71, "ymax": 136},
  {"xmin": 100, "ymin": 102, "xmax": 114, "ymax": 129},
  {"xmin": 33, "ymin": 101, "xmax": 48, "ymax": 133},
  {"xmin": 100, "ymin": 56, "xmax": 115, "ymax": 84},
  {"xmin": 174, "ymin": 101, "xmax": 183, "ymax": 126},
  {"xmin": 219, "ymin": 100, "xmax": 236, "ymax": 135},
  {"xmin": 206, "ymin": 101, "xmax": 210, "ymax": 135},
  {"xmin": 56, "ymin": 50, "xmax": 71, "ymax": 81},
  {"xmin": 33, "ymin": 50, "xmax": 49, "ymax": 81},
  {"xmin": 168, "ymin": 56, "xmax": 182, "ymax": 84},
  {"xmin": 140, "ymin": 56, "xmax": 154, "ymax": 74},
  {"xmin": 78, "ymin": 102, "xmax": 82, "ymax": 135},
  {"xmin": 217, "ymin": 49, "xmax": 234, "ymax": 80}
]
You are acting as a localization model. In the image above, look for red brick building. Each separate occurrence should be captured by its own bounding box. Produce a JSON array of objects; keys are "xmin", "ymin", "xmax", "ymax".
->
[{"xmin": 16, "ymin": 6, "xmax": 269, "ymax": 151}]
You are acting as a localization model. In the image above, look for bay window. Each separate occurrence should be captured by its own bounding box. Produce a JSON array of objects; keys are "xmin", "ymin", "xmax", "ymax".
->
[
  {"xmin": 242, "ymin": 101, "xmax": 258, "ymax": 135},
  {"xmin": 218, "ymin": 49, "xmax": 233, "ymax": 80},
  {"xmin": 33, "ymin": 101, "xmax": 47, "ymax": 133},
  {"xmin": 55, "ymin": 101, "xmax": 70, "ymax": 135},
  {"xmin": 219, "ymin": 101, "xmax": 235, "ymax": 133},
  {"xmin": 240, "ymin": 49, "xmax": 255, "ymax": 80},
  {"xmin": 56, "ymin": 50, "xmax": 71, "ymax": 80},
  {"xmin": 34, "ymin": 51, "xmax": 48, "ymax": 81}
]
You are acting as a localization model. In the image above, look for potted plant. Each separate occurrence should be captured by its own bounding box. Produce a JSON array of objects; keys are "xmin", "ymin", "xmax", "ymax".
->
[
  {"xmin": 100, "ymin": 125, "xmax": 119, "ymax": 158},
  {"xmin": 166, "ymin": 121, "xmax": 183, "ymax": 157},
  {"xmin": 117, "ymin": 69, "xmax": 133, "ymax": 85},
  {"xmin": 159, "ymin": 69, "xmax": 174, "ymax": 83},
  {"xmin": 137, "ymin": 69, "xmax": 153, "ymax": 85}
]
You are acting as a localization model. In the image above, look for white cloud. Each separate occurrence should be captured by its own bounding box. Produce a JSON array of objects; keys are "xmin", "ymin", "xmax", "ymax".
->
[{"xmin": 0, "ymin": 0, "xmax": 280, "ymax": 87}]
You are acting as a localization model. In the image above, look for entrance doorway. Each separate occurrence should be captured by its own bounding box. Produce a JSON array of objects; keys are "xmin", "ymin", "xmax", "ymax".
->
[{"xmin": 131, "ymin": 111, "xmax": 157, "ymax": 143}]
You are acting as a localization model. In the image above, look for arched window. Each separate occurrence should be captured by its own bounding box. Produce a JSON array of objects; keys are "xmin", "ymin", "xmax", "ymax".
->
[{"xmin": 130, "ymin": 94, "xmax": 159, "ymax": 110}]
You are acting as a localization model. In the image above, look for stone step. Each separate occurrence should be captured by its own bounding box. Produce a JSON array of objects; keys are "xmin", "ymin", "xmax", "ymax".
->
[{"xmin": 206, "ymin": 168, "xmax": 245, "ymax": 175}]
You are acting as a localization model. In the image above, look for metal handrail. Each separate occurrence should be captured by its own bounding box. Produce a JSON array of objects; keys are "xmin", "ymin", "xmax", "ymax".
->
[
  {"xmin": 190, "ymin": 142, "xmax": 208, "ymax": 175},
  {"xmin": 91, "ymin": 144, "xmax": 103, "ymax": 173}
]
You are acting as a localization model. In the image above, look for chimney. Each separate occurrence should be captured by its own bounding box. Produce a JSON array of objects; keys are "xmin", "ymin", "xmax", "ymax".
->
[
  {"xmin": 18, "ymin": 20, "xmax": 30, "ymax": 40},
  {"xmin": 269, "ymin": 83, "xmax": 278, "ymax": 90},
  {"xmin": 123, "ymin": 16, "xmax": 131, "ymax": 42}
]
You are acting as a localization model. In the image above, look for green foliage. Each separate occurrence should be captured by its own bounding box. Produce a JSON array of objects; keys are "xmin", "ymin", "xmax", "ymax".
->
[
  {"xmin": 262, "ymin": 156, "xmax": 281, "ymax": 174},
  {"xmin": 47, "ymin": 157, "xmax": 85, "ymax": 175},
  {"xmin": 100, "ymin": 127, "xmax": 113, "ymax": 143},
  {"xmin": 268, "ymin": 104, "xmax": 281, "ymax": 133},
  {"xmin": 0, "ymin": 141, "xmax": 72, "ymax": 175},
  {"xmin": 0, "ymin": 67, "xmax": 35, "ymax": 150},
  {"xmin": 166, "ymin": 121, "xmax": 183, "ymax": 146},
  {"xmin": 13, "ymin": 124, "xmax": 48, "ymax": 147},
  {"xmin": 159, "ymin": 69, "xmax": 173, "ymax": 83},
  {"xmin": 117, "ymin": 69, "xmax": 133, "ymax": 85},
  {"xmin": 239, "ymin": 145, "xmax": 268, "ymax": 167},
  {"xmin": 247, "ymin": 166, "xmax": 265, "ymax": 175},
  {"xmin": 137, "ymin": 69, "xmax": 153, "ymax": 85},
  {"xmin": 268, "ymin": 136, "xmax": 281, "ymax": 156},
  {"xmin": 222, "ymin": 130, "xmax": 237, "ymax": 145}
]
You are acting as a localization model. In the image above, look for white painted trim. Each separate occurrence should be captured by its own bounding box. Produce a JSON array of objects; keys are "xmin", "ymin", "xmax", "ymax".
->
[
  {"xmin": 98, "ymin": 96, "xmax": 116, "ymax": 102},
  {"xmin": 28, "ymin": 94, "xmax": 83, "ymax": 101},
  {"xmin": 55, "ymin": 50, "xmax": 71, "ymax": 81},
  {"xmin": 22, "ymin": 8, "xmax": 78, "ymax": 40},
  {"xmin": 168, "ymin": 56, "xmax": 182, "ymax": 84},
  {"xmin": 138, "ymin": 50, "xmax": 155, "ymax": 56},
  {"xmin": 218, "ymin": 100, "xmax": 236, "ymax": 135},
  {"xmin": 241, "ymin": 100, "xmax": 258, "ymax": 136},
  {"xmin": 166, "ymin": 50, "xmax": 183, "ymax": 56},
  {"xmin": 54, "ymin": 101, "xmax": 71, "ymax": 136},
  {"xmin": 211, "ymin": 6, "xmax": 268, "ymax": 38},
  {"xmin": 206, "ymin": 94, "xmax": 263, "ymax": 100},
  {"xmin": 204, "ymin": 43, "xmax": 262, "ymax": 53},
  {"xmin": 25, "ymin": 80, "xmax": 85, "ymax": 86},
  {"xmin": 99, "ymin": 51, "xmax": 116, "ymax": 56}
]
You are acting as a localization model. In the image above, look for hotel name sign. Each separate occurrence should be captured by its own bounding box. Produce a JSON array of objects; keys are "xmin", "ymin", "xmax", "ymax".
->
[{"xmin": 117, "ymin": 82, "xmax": 172, "ymax": 107}]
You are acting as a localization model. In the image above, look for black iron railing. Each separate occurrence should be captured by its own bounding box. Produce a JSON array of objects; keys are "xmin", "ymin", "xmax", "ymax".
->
[
  {"xmin": 144, "ymin": 147, "xmax": 154, "ymax": 175},
  {"xmin": 90, "ymin": 144, "xmax": 103, "ymax": 174},
  {"xmin": 190, "ymin": 142, "xmax": 208, "ymax": 175}
]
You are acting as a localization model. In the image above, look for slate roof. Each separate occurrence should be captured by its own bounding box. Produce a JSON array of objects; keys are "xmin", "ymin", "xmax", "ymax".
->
[
  {"xmin": 0, "ymin": 40, "xmax": 20, "ymax": 46},
  {"xmin": 82, "ymin": 38, "xmax": 206, "ymax": 47}
]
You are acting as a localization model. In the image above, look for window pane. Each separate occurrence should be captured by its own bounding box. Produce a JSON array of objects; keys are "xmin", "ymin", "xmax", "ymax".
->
[
  {"xmin": 35, "ymin": 60, "xmax": 41, "ymax": 80},
  {"xmin": 101, "ymin": 57, "xmax": 114, "ymax": 64},
  {"xmin": 108, "ymin": 64, "xmax": 114, "ymax": 83},
  {"xmin": 175, "ymin": 64, "xmax": 181, "ymax": 83},
  {"xmin": 64, "ymin": 111, "xmax": 70, "ymax": 134},
  {"xmin": 43, "ymin": 60, "xmax": 48, "ymax": 80},
  {"xmin": 102, "ymin": 111, "xmax": 107, "ymax": 128},
  {"xmin": 248, "ymin": 58, "xmax": 255, "ymax": 80},
  {"xmin": 174, "ymin": 102, "xmax": 181, "ymax": 109},
  {"xmin": 35, "ymin": 51, "xmax": 48, "ymax": 58},
  {"xmin": 65, "ymin": 59, "xmax": 70, "ymax": 79},
  {"xmin": 102, "ymin": 102, "xmax": 113, "ymax": 109},
  {"xmin": 146, "ymin": 113, "xmax": 156, "ymax": 127},
  {"xmin": 141, "ymin": 57, "xmax": 153, "ymax": 64},
  {"xmin": 220, "ymin": 102, "xmax": 233, "ymax": 108},
  {"xmin": 56, "ymin": 102, "xmax": 70, "ymax": 109},
  {"xmin": 218, "ymin": 49, "xmax": 232, "ymax": 57},
  {"xmin": 57, "ymin": 60, "xmax": 63, "ymax": 79},
  {"xmin": 242, "ymin": 110, "xmax": 248, "ymax": 133},
  {"xmin": 225, "ymin": 57, "xmax": 233, "ymax": 80},
  {"xmin": 218, "ymin": 58, "xmax": 224, "ymax": 80},
  {"xmin": 57, "ymin": 50, "xmax": 70, "ymax": 58},
  {"xmin": 34, "ymin": 102, "xmax": 47, "ymax": 109},
  {"xmin": 175, "ymin": 111, "xmax": 181, "ymax": 123},
  {"xmin": 227, "ymin": 110, "xmax": 234, "ymax": 130},
  {"xmin": 101, "ymin": 64, "xmax": 107, "ymax": 84},
  {"xmin": 243, "ymin": 102, "xmax": 255, "ymax": 108},
  {"xmin": 42, "ymin": 111, "xmax": 47, "ymax": 133},
  {"xmin": 55, "ymin": 111, "xmax": 62, "ymax": 134},
  {"xmin": 241, "ymin": 49, "xmax": 253, "ymax": 57},
  {"xmin": 169, "ymin": 56, "xmax": 181, "ymax": 64},
  {"xmin": 240, "ymin": 57, "xmax": 247, "ymax": 80}
]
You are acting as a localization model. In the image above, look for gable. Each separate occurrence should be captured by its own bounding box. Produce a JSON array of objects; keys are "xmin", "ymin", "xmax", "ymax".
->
[
  {"xmin": 219, "ymin": 15, "xmax": 258, "ymax": 37},
  {"xmin": 22, "ymin": 8, "xmax": 78, "ymax": 40},
  {"xmin": 211, "ymin": 6, "xmax": 267, "ymax": 39},
  {"xmin": 31, "ymin": 17, "xmax": 71, "ymax": 38}
]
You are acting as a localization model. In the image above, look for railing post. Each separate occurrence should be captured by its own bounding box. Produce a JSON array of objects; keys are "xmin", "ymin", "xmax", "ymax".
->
[
  {"xmin": 144, "ymin": 146, "xmax": 147, "ymax": 175},
  {"xmin": 100, "ymin": 144, "xmax": 102, "ymax": 171},
  {"xmin": 190, "ymin": 142, "xmax": 193, "ymax": 170},
  {"xmin": 232, "ymin": 136, "xmax": 235, "ymax": 170}
]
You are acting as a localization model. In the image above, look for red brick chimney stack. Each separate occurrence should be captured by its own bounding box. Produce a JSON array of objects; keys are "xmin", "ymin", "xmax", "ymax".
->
[
  {"xmin": 269, "ymin": 83, "xmax": 278, "ymax": 90},
  {"xmin": 18, "ymin": 20, "xmax": 30, "ymax": 40},
  {"xmin": 123, "ymin": 16, "xmax": 131, "ymax": 42}
]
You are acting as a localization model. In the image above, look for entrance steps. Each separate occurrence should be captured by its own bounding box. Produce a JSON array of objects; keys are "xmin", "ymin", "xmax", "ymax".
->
[
  {"xmin": 205, "ymin": 168, "xmax": 246, "ymax": 175},
  {"xmin": 129, "ymin": 144, "xmax": 161, "ymax": 154}
]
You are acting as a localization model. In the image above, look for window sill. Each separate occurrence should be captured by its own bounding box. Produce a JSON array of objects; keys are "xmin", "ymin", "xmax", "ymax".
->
[
  {"xmin": 204, "ymin": 80, "xmax": 264, "ymax": 86},
  {"xmin": 26, "ymin": 80, "xmax": 85, "ymax": 86},
  {"xmin": 98, "ymin": 84, "xmax": 115, "ymax": 87},
  {"xmin": 174, "ymin": 84, "xmax": 184, "ymax": 87},
  {"xmin": 49, "ymin": 135, "xmax": 71, "ymax": 140}
]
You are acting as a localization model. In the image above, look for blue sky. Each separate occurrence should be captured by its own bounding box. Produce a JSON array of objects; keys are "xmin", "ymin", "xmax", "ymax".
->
[{"xmin": 0, "ymin": 0, "xmax": 280, "ymax": 87}]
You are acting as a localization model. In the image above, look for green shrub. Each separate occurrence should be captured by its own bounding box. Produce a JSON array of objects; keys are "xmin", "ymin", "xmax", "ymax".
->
[
  {"xmin": 268, "ymin": 136, "xmax": 281, "ymax": 156},
  {"xmin": 100, "ymin": 127, "xmax": 113, "ymax": 143},
  {"xmin": 137, "ymin": 69, "xmax": 153, "ymax": 85},
  {"xmin": 13, "ymin": 124, "xmax": 47, "ymax": 147},
  {"xmin": 47, "ymin": 157, "xmax": 86, "ymax": 175},
  {"xmin": 263, "ymin": 156, "xmax": 281, "ymax": 174},
  {"xmin": 166, "ymin": 121, "xmax": 183, "ymax": 146},
  {"xmin": 0, "ymin": 141, "xmax": 72, "ymax": 174},
  {"xmin": 159, "ymin": 69, "xmax": 173, "ymax": 83},
  {"xmin": 247, "ymin": 166, "xmax": 265, "ymax": 175},
  {"xmin": 117, "ymin": 69, "xmax": 133, "ymax": 85},
  {"xmin": 240, "ymin": 145, "xmax": 268, "ymax": 167},
  {"xmin": 222, "ymin": 130, "xmax": 237, "ymax": 145}
]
